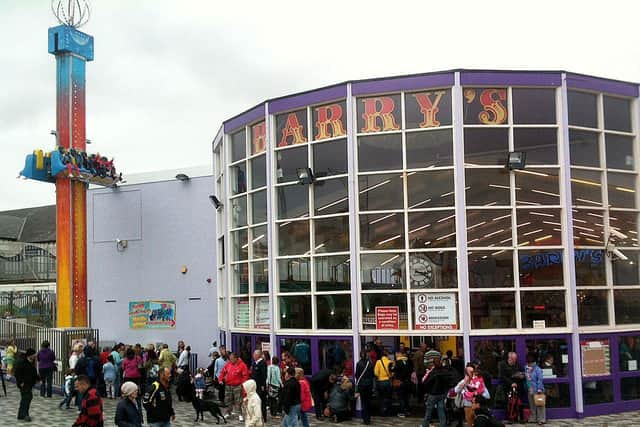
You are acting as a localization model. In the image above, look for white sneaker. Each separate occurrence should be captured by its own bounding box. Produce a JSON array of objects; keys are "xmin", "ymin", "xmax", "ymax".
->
[{"xmin": 239, "ymin": 415, "xmax": 244, "ymax": 421}]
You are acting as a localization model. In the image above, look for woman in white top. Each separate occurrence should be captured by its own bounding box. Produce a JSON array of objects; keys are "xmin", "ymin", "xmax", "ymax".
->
[
  {"xmin": 68, "ymin": 343, "xmax": 84, "ymax": 370},
  {"xmin": 177, "ymin": 345, "xmax": 190, "ymax": 370}
]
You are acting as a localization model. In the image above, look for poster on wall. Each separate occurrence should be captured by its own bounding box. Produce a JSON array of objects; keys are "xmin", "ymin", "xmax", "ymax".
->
[
  {"xmin": 235, "ymin": 299, "xmax": 249, "ymax": 328},
  {"xmin": 129, "ymin": 301, "xmax": 176, "ymax": 329},
  {"xmin": 414, "ymin": 293, "xmax": 457, "ymax": 330},
  {"xmin": 581, "ymin": 340, "xmax": 611, "ymax": 377},
  {"xmin": 375, "ymin": 306, "xmax": 399, "ymax": 329},
  {"xmin": 254, "ymin": 297, "xmax": 270, "ymax": 329}
]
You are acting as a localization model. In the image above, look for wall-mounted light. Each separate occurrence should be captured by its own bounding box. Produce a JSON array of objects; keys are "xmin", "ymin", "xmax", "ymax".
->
[
  {"xmin": 181, "ymin": 265, "xmax": 188, "ymax": 274},
  {"xmin": 209, "ymin": 195, "xmax": 223, "ymax": 210},
  {"xmin": 116, "ymin": 239, "xmax": 128, "ymax": 251},
  {"xmin": 175, "ymin": 173, "xmax": 190, "ymax": 182},
  {"xmin": 507, "ymin": 151, "xmax": 526, "ymax": 170},
  {"xmin": 296, "ymin": 167, "xmax": 315, "ymax": 185}
]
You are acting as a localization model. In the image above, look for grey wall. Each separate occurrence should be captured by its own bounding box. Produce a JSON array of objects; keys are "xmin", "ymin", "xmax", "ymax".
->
[{"xmin": 87, "ymin": 176, "xmax": 217, "ymax": 364}]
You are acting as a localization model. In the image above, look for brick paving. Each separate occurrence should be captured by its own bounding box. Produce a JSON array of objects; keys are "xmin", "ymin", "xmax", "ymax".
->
[{"xmin": 1, "ymin": 385, "xmax": 640, "ymax": 426}]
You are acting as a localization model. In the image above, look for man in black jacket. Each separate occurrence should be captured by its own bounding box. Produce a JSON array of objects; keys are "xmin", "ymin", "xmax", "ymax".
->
[
  {"xmin": 309, "ymin": 368, "xmax": 336, "ymax": 419},
  {"xmin": 251, "ymin": 349, "xmax": 268, "ymax": 423},
  {"xmin": 14, "ymin": 348, "xmax": 39, "ymax": 422},
  {"xmin": 422, "ymin": 352, "xmax": 450, "ymax": 427},
  {"xmin": 280, "ymin": 367, "xmax": 301, "ymax": 427},
  {"xmin": 354, "ymin": 351, "xmax": 374, "ymax": 425},
  {"xmin": 143, "ymin": 367, "xmax": 175, "ymax": 426}
]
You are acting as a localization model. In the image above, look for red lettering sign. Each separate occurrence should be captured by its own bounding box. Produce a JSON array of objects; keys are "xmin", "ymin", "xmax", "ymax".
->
[
  {"xmin": 412, "ymin": 91, "xmax": 446, "ymax": 128},
  {"xmin": 279, "ymin": 112, "xmax": 308, "ymax": 147},
  {"xmin": 314, "ymin": 103, "xmax": 346, "ymax": 140},
  {"xmin": 375, "ymin": 306, "xmax": 399, "ymax": 329},
  {"xmin": 360, "ymin": 97, "xmax": 400, "ymax": 133},
  {"xmin": 252, "ymin": 121, "xmax": 266, "ymax": 154}
]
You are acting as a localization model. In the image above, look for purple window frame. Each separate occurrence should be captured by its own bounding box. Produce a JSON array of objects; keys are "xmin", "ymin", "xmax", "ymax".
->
[{"xmin": 275, "ymin": 334, "xmax": 354, "ymax": 377}]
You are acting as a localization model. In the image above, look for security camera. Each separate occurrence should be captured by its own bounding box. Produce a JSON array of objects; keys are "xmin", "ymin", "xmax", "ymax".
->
[
  {"xmin": 610, "ymin": 229, "xmax": 628, "ymax": 240},
  {"xmin": 209, "ymin": 195, "xmax": 222, "ymax": 210},
  {"xmin": 610, "ymin": 247, "xmax": 629, "ymax": 261}
]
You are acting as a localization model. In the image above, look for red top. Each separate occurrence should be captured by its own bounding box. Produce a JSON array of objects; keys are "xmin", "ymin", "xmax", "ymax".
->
[
  {"xmin": 218, "ymin": 359, "xmax": 250, "ymax": 386},
  {"xmin": 299, "ymin": 377, "xmax": 313, "ymax": 412},
  {"xmin": 100, "ymin": 351, "xmax": 110, "ymax": 365},
  {"xmin": 121, "ymin": 356, "xmax": 142, "ymax": 379},
  {"xmin": 72, "ymin": 388, "xmax": 103, "ymax": 427},
  {"xmin": 343, "ymin": 359, "xmax": 354, "ymax": 377}
]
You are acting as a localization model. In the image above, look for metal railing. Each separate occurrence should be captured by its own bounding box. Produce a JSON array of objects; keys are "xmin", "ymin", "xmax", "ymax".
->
[
  {"xmin": 0, "ymin": 291, "xmax": 56, "ymax": 327},
  {"xmin": 0, "ymin": 241, "xmax": 56, "ymax": 283}
]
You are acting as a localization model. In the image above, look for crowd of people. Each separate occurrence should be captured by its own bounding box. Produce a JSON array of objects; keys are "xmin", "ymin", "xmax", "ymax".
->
[{"xmin": 0, "ymin": 336, "xmax": 549, "ymax": 427}]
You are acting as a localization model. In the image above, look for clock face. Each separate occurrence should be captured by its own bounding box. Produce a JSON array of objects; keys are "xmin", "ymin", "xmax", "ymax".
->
[{"xmin": 410, "ymin": 255, "xmax": 433, "ymax": 288}]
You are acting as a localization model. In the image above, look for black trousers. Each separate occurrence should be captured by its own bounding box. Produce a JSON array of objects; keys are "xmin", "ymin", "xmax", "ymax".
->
[
  {"xmin": 311, "ymin": 386, "xmax": 326, "ymax": 418},
  {"xmin": 358, "ymin": 385, "xmax": 373, "ymax": 425},
  {"xmin": 258, "ymin": 389, "xmax": 268, "ymax": 422},
  {"xmin": 18, "ymin": 387, "xmax": 33, "ymax": 419},
  {"xmin": 39, "ymin": 367, "xmax": 53, "ymax": 397}
]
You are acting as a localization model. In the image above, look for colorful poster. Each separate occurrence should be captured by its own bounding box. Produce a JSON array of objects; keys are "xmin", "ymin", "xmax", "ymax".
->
[
  {"xmin": 414, "ymin": 293, "xmax": 457, "ymax": 330},
  {"xmin": 129, "ymin": 300, "xmax": 176, "ymax": 329},
  {"xmin": 375, "ymin": 306, "xmax": 399, "ymax": 329},
  {"xmin": 254, "ymin": 297, "xmax": 270, "ymax": 329}
]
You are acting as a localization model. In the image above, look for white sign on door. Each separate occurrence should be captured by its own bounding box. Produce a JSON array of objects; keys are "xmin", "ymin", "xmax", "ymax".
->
[{"xmin": 414, "ymin": 293, "xmax": 457, "ymax": 330}]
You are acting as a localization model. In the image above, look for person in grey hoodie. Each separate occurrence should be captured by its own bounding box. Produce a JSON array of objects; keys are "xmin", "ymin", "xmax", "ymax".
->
[{"xmin": 37, "ymin": 340, "xmax": 56, "ymax": 398}]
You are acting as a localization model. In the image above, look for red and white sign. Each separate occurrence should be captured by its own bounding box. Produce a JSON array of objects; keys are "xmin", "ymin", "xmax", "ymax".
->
[
  {"xmin": 414, "ymin": 293, "xmax": 457, "ymax": 330},
  {"xmin": 375, "ymin": 306, "xmax": 399, "ymax": 329}
]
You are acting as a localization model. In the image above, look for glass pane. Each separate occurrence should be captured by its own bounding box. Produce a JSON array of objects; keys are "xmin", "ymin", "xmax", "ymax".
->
[
  {"xmin": 466, "ymin": 209, "xmax": 512, "ymax": 247},
  {"xmin": 279, "ymin": 338, "xmax": 311, "ymax": 374},
  {"xmin": 318, "ymin": 340, "xmax": 353, "ymax": 373},
  {"xmin": 407, "ymin": 170, "xmax": 455, "ymax": 209},
  {"xmin": 465, "ymin": 168, "xmax": 511, "ymax": 206},
  {"xmin": 575, "ymin": 249, "xmax": 606, "ymax": 285},
  {"xmin": 251, "ymin": 190, "xmax": 267, "ymax": 224},
  {"xmin": 405, "ymin": 89, "xmax": 452, "ymax": 129},
  {"xmin": 231, "ymin": 129, "xmax": 246, "ymax": 163},
  {"xmin": 516, "ymin": 209, "xmax": 562, "ymax": 246},
  {"xmin": 358, "ymin": 134, "xmax": 403, "ymax": 171},
  {"xmin": 276, "ymin": 109, "xmax": 308, "ymax": 148},
  {"xmin": 577, "ymin": 290, "xmax": 609, "ymax": 326},
  {"xmin": 604, "ymin": 96, "xmax": 632, "ymax": 132},
  {"xmin": 278, "ymin": 258, "xmax": 310, "ymax": 292},
  {"xmin": 615, "ymin": 290, "xmax": 640, "ymax": 324},
  {"xmin": 515, "ymin": 169, "xmax": 560, "ymax": 206},
  {"xmin": 312, "ymin": 101, "xmax": 347, "ymax": 141},
  {"xmin": 621, "ymin": 377, "xmax": 640, "ymax": 401},
  {"xmin": 411, "ymin": 292, "xmax": 459, "ymax": 330},
  {"xmin": 608, "ymin": 172, "xmax": 636, "ymax": 209},
  {"xmin": 278, "ymin": 220, "xmax": 309, "ymax": 256},
  {"xmin": 512, "ymin": 88, "xmax": 556, "ymax": 124},
  {"xmin": 232, "ymin": 263, "xmax": 249, "ymax": 294},
  {"xmin": 583, "ymin": 381, "xmax": 613, "ymax": 405},
  {"xmin": 610, "ymin": 211, "xmax": 639, "ymax": 247},
  {"xmin": 606, "ymin": 134, "xmax": 634, "ymax": 171},
  {"xmin": 613, "ymin": 253, "xmax": 640, "ymax": 285},
  {"xmin": 251, "ymin": 225, "xmax": 268, "ymax": 259},
  {"xmin": 232, "ymin": 229, "xmax": 248, "ymax": 261},
  {"xmin": 361, "ymin": 253, "xmax": 405, "ymax": 290},
  {"xmin": 408, "ymin": 210, "xmax": 456, "ymax": 248},
  {"xmin": 513, "ymin": 128, "xmax": 558, "ymax": 165},
  {"xmin": 361, "ymin": 293, "xmax": 408, "ymax": 330},
  {"xmin": 409, "ymin": 252, "xmax": 457, "ymax": 289},
  {"xmin": 357, "ymin": 94, "xmax": 402, "ymax": 133},
  {"xmin": 463, "ymin": 88, "xmax": 508, "ymax": 125},
  {"xmin": 464, "ymin": 128, "xmax": 509, "ymax": 165},
  {"xmin": 277, "ymin": 185, "xmax": 309, "ymax": 219},
  {"xmin": 468, "ymin": 250, "xmax": 514, "ymax": 288},
  {"xmin": 359, "ymin": 213, "xmax": 405, "ymax": 250},
  {"xmin": 315, "ymin": 178, "xmax": 349, "ymax": 215},
  {"xmin": 405, "ymin": 129, "xmax": 454, "ymax": 168},
  {"xmin": 231, "ymin": 163, "xmax": 247, "ymax": 195},
  {"xmin": 525, "ymin": 338, "xmax": 569, "ymax": 378},
  {"xmin": 233, "ymin": 297, "xmax": 249, "ymax": 328},
  {"xmin": 470, "ymin": 292, "xmax": 516, "ymax": 329},
  {"xmin": 231, "ymin": 196, "xmax": 247, "ymax": 228},
  {"xmin": 276, "ymin": 146, "xmax": 307, "ymax": 183},
  {"xmin": 544, "ymin": 383, "xmax": 571, "ymax": 408},
  {"xmin": 571, "ymin": 169, "xmax": 603, "ymax": 206},
  {"xmin": 473, "ymin": 339, "xmax": 515, "ymax": 379},
  {"xmin": 252, "ymin": 260, "xmax": 268, "ymax": 294},
  {"xmin": 254, "ymin": 296, "xmax": 270, "ymax": 329},
  {"xmin": 569, "ymin": 130, "xmax": 599, "ymax": 168},
  {"xmin": 568, "ymin": 91, "xmax": 597, "ymax": 128},
  {"xmin": 279, "ymin": 295, "xmax": 312, "ymax": 329},
  {"xmin": 250, "ymin": 121, "xmax": 266, "ymax": 155},
  {"xmin": 572, "ymin": 209, "xmax": 605, "ymax": 246},
  {"xmin": 313, "ymin": 139, "xmax": 347, "ymax": 177},
  {"xmin": 519, "ymin": 249, "xmax": 564, "ymax": 287},
  {"xmin": 359, "ymin": 173, "xmax": 404, "ymax": 211},
  {"xmin": 315, "ymin": 255, "xmax": 351, "ymax": 292},
  {"xmin": 521, "ymin": 291, "xmax": 566, "ymax": 328},
  {"xmin": 317, "ymin": 295, "xmax": 352, "ymax": 329},
  {"xmin": 618, "ymin": 336, "xmax": 640, "ymax": 373},
  {"xmin": 314, "ymin": 216, "xmax": 349, "ymax": 253},
  {"xmin": 251, "ymin": 155, "xmax": 266, "ymax": 189}
]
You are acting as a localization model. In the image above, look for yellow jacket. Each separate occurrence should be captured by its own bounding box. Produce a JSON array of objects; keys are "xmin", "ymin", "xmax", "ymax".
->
[{"xmin": 374, "ymin": 356, "xmax": 392, "ymax": 381}]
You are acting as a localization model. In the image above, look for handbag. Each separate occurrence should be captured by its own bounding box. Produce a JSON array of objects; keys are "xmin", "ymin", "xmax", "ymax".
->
[{"xmin": 534, "ymin": 392, "xmax": 546, "ymax": 407}]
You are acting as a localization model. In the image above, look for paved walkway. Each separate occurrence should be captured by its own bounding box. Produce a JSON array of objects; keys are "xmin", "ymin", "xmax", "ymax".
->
[{"xmin": 1, "ymin": 385, "xmax": 640, "ymax": 426}]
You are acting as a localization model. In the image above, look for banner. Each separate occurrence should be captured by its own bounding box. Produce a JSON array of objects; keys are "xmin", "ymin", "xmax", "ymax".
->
[
  {"xmin": 129, "ymin": 300, "xmax": 176, "ymax": 329},
  {"xmin": 235, "ymin": 299, "xmax": 249, "ymax": 328},
  {"xmin": 375, "ymin": 306, "xmax": 399, "ymax": 329},
  {"xmin": 414, "ymin": 293, "xmax": 457, "ymax": 330}
]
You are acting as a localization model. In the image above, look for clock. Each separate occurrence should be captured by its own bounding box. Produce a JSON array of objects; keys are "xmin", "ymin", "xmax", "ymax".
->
[{"xmin": 410, "ymin": 254, "xmax": 434, "ymax": 288}]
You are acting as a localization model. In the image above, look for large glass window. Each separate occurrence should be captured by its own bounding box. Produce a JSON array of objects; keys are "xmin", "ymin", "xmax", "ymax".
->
[
  {"xmin": 251, "ymin": 155, "xmax": 266, "ymax": 189},
  {"xmin": 569, "ymin": 130, "xmax": 600, "ymax": 168},
  {"xmin": 280, "ymin": 338, "xmax": 311, "ymax": 373},
  {"xmin": 465, "ymin": 169, "xmax": 511, "ymax": 206},
  {"xmin": 313, "ymin": 139, "xmax": 347, "ymax": 177},
  {"xmin": 231, "ymin": 163, "xmax": 247, "ymax": 195},
  {"xmin": 464, "ymin": 128, "xmax": 509, "ymax": 165},
  {"xmin": 407, "ymin": 170, "xmax": 454, "ymax": 209},
  {"xmin": 606, "ymin": 134, "xmax": 634, "ymax": 170},
  {"xmin": 278, "ymin": 258, "xmax": 310, "ymax": 292},
  {"xmin": 512, "ymin": 88, "xmax": 556, "ymax": 124},
  {"xmin": 615, "ymin": 290, "xmax": 640, "ymax": 324},
  {"xmin": 571, "ymin": 169, "xmax": 603, "ymax": 206},
  {"xmin": 405, "ymin": 129, "xmax": 453, "ymax": 169},
  {"xmin": 577, "ymin": 290, "xmax": 609, "ymax": 326},
  {"xmin": 231, "ymin": 130, "xmax": 246, "ymax": 163},
  {"xmin": 526, "ymin": 338, "xmax": 569, "ymax": 378},
  {"xmin": 516, "ymin": 209, "xmax": 562, "ymax": 246},
  {"xmin": 359, "ymin": 213, "xmax": 405, "ymax": 250},
  {"xmin": 408, "ymin": 210, "xmax": 456, "ymax": 248},
  {"xmin": 361, "ymin": 293, "xmax": 407, "ymax": 330},
  {"xmin": 317, "ymin": 295, "xmax": 352, "ymax": 329},
  {"xmin": 276, "ymin": 146, "xmax": 307, "ymax": 183},
  {"xmin": 318, "ymin": 340, "xmax": 353, "ymax": 373},
  {"xmin": 232, "ymin": 263, "xmax": 249, "ymax": 295},
  {"xmin": 513, "ymin": 128, "xmax": 558, "ymax": 165},
  {"xmin": 575, "ymin": 249, "xmax": 606, "ymax": 285},
  {"xmin": 359, "ymin": 174, "xmax": 404, "ymax": 211},
  {"xmin": 231, "ymin": 196, "xmax": 247, "ymax": 228},
  {"xmin": 618, "ymin": 335, "xmax": 640, "ymax": 372},
  {"xmin": 361, "ymin": 253, "xmax": 405, "ymax": 290},
  {"xmin": 252, "ymin": 260, "xmax": 268, "ymax": 294},
  {"xmin": 315, "ymin": 178, "xmax": 349, "ymax": 215},
  {"xmin": 314, "ymin": 216, "xmax": 349, "ymax": 253},
  {"xmin": 608, "ymin": 172, "xmax": 636, "ymax": 209},
  {"xmin": 519, "ymin": 249, "xmax": 564, "ymax": 287},
  {"xmin": 251, "ymin": 225, "xmax": 268, "ymax": 259},
  {"xmin": 520, "ymin": 290, "xmax": 566, "ymax": 328},
  {"xmin": 568, "ymin": 91, "xmax": 598, "ymax": 128},
  {"xmin": 603, "ymin": 96, "xmax": 632, "ymax": 132},
  {"xmin": 463, "ymin": 88, "xmax": 508, "ymax": 125},
  {"xmin": 609, "ymin": 211, "xmax": 638, "ymax": 247},
  {"xmin": 231, "ymin": 229, "xmax": 248, "ymax": 261},
  {"xmin": 358, "ymin": 134, "xmax": 403, "ymax": 171},
  {"xmin": 277, "ymin": 185, "xmax": 309, "ymax": 219},
  {"xmin": 404, "ymin": 89, "xmax": 452, "ymax": 129},
  {"xmin": 315, "ymin": 255, "xmax": 351, "ymax": 291},
  {"xmin": 514, "ymin": 169, "xmax": 560, "ymax": 205},
  {"xmin": 408, "ymin": 252, "xmax": 457, "ymax": 289},
  {"xmin": 572, "ymin": 209, "xmax": 605, "ymax": 246},
  {"xmin": 468, "ymin": 250, "xmax": 514, "ymax": 288},
  {"xmin": 251, "ymin": 190, "xmax": 267, "ymax": 224},
  {"xmin": 466, "ymin": 209, "xmax": 512, "ymax": 247},
  {"xmin": 278, "ymin": 221, "xmax": 309, "ymax": 256},
  {"xmin": 612, "ymin": 253, "xmax": 640, "ymax": 285},
  {"xmin": 279, "ymin": 295, "xmax": 312, "ymax": 329},
  {"xmin": 470, "ymin": 292, "xmax": 516, "ymax": 329}
]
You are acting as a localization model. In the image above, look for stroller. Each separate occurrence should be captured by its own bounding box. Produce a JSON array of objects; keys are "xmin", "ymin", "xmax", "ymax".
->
[{"xmin": 506, "ymin": 385, "xmax": 523, "ymax": 423}]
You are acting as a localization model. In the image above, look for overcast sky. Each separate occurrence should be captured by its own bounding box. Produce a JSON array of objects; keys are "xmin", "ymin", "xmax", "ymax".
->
[{"xmin": 2, "ymin": 0, "xmax": 639, "ymax": 210}]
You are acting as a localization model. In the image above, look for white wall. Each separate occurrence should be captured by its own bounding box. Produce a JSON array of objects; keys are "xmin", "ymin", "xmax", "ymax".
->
[{"xmin": 87, "ymin": 176, "xmax": 217, "ymax": 365}]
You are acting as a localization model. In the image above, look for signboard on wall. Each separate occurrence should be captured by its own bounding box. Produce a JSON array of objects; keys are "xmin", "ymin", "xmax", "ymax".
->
[
  {"xmin": 254, "ymin": 297, "xmax": 270, "ymax": 329},
  {"xmin": 375, "ymin": 306, "xmax": 399, "ymax": 329},
  {"xmin": 235, "ymin": 299, "xmax": 249, "ymax": 328},
  {"xmin": 581, "ymin": 340, "xmax": 611, "ymax": 377},
  {"xmin": 129, "ymin": 300, "xmax": 176, "ymax": 329},
  {"xmin": 414, "ymin": 293, "xmax": 457, "ymax": 330}
]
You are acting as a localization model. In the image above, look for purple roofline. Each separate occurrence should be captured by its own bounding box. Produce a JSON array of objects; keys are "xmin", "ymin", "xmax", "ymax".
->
[{"xmin": 223, "ymin": 70, "xmax": 638, "ymax": 132}]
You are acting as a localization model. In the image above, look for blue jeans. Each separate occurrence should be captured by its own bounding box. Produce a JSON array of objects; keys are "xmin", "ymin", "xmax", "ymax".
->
[
  {"xmin": 377, "ymin": 380, "xmax": 392, "ymax": 416},
  {"xmin": 422, "ymin": 394, "xmax": 447, "ymax": 427},
  {"xmin": 299, "ymin": 408, "xmax": 309, "ymax": 427},
  {"xmin": 282, "ymin": 404, "xmax": 301, "ymax": 427},
  {"xmin": 149, "ymin": 422, "xmax": 172, "ymax": 427},
  {"xmin": 39, "ymin": 367, "xmax": 54, "ymax": 397}
]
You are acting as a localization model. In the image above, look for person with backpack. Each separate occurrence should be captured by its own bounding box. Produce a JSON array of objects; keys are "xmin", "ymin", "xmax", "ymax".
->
[
  {"xmin": 373, "ymin": 349, "xmax": 393, "ymax": 417},
  {"xmin": 267, "ymin": 356, "xmax": 283, "ymax": 417},
  {"xmin": 472, "ymin": 395, "xmax": 504, "ymax": 427},
  {"xmin": 393, "ymin": 350, "xmax": 413, "ymax": 417},
  {"xmin": 143, "ymin": 367, "xmax": 175, "ymax": 426},
  {"xmin": 422, "ymin": 352, "xmax": 451, "ymax": 427},
  {"xmin": 72, "ymin": 374, "xmax": 104, "ymax": 427},
  {"xmin": 76, "ymin": 345, "xmax": 101, "ymax": 388},
  {"xmin": 354, "ymin": 350, "xmax": 375, "ymax": 425}
]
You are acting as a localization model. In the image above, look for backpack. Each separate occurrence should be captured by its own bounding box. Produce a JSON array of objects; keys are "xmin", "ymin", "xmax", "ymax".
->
[{"xmin": 86, "ymin": 357, "xmax": 98, "ymax": 379}]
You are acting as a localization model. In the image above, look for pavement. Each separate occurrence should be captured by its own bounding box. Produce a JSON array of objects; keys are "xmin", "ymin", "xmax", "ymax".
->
[{"xmin": 1, "ymin": 385, "xmax": 640, "ymax": 426}]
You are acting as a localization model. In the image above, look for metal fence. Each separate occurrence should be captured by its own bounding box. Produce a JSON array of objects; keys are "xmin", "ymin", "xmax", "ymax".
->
[
  {"xmin": 0, "ymin": 318, "xmax": 98, "ymax": 388},
  {"xmin": 0, "ymin": 241, "xmax": 56, "ymax": 283},
  {"xmin": 0, "ymin": 291, "xmax": 56, "ymax": 327}
]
